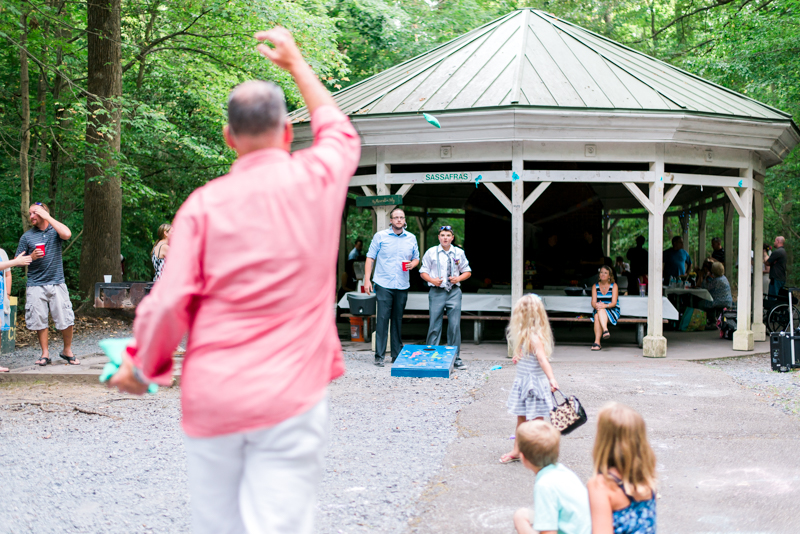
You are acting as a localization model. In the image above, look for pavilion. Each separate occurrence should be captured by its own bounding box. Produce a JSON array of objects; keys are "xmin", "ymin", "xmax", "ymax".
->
[{"xmin": 290, "ymin": 8, "xmax": 799, "ymax": 357}]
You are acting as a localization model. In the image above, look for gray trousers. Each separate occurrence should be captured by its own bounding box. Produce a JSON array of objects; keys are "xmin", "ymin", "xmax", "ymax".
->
[{"xmin": 426, "ymin": 286, "xmax": 462, "ymax": 356}]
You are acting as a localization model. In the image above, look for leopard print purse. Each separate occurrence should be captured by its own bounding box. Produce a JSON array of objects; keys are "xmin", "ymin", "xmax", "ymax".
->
[{"xmin": 549, "ymin": 389, "xmax": 587, "ymax": 435}]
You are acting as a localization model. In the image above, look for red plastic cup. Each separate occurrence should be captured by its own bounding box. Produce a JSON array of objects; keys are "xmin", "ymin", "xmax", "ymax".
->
[
  {"xmin": 35, "ymin": 243, "xmax": 45, "ymax": 257},
  {"xmin": 402, "ymin": 261, "xmax": 411, "ymax": 272}
]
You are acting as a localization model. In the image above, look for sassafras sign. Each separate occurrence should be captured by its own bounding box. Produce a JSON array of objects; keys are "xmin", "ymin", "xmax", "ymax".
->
[{"xmin": 424, "ymin": 172, "xmax": 472, "ymax": 182}]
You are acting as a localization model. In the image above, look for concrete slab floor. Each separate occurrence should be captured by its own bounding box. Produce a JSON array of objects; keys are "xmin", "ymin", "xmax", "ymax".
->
[{"xmin": 408, "ymin": 358, "xmax": 800, "ymax": 534}]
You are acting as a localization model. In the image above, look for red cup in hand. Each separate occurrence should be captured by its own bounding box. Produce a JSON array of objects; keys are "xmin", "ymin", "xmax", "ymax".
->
[
  {"xmin": 35, "ymin": 243, "xmax": 45, "ymax": 257},
  {"xmin": 402, "ymin": 261, "xmax": 411, "ymax": 272}
]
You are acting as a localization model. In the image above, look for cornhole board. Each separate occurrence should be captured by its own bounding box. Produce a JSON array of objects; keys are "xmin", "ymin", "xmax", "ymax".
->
[{"xmin": 391, "ymin": 345, "xmax": 457, "ymax": 378}]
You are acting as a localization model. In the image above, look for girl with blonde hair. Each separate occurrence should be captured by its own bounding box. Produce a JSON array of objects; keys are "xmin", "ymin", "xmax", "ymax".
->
[
  {"xmin": 500, "ymin": 294, "xmax": 559, "ymax": 464},
  {"xmin": 587, "ymin": 402, "xmax": 657, "ymax": 533}
]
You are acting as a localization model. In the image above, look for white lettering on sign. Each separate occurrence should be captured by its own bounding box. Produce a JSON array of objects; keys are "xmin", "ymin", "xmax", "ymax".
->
[{"xmin": 424, "ymin": 172, "xmax": 472, "ymax": 182}]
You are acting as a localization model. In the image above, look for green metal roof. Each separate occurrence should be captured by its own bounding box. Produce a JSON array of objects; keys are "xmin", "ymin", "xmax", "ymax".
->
[{"xmin": 290, "ymin": 9, "xmax": 792, "ymax": 123}]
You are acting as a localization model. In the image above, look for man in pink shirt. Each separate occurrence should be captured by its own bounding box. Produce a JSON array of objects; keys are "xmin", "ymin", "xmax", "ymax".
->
[{"xmin": 110, "ymin": 28, "xmax": 360, "ymax": 534}]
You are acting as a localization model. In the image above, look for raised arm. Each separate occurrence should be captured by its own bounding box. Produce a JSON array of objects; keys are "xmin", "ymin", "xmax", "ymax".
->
[
  {"xmin": 255, "ymin": 28, "xmax": 336, "ymax": 114},
  {"xmin": 32, "ymin": 205, "xmax": 71, "ymax": 240}
]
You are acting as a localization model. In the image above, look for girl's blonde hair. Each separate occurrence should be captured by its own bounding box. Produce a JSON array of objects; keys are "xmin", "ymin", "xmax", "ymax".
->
[
  {"xmin": 592, "ymin": 402, "xmax": 657, "ymax": 496},
  {"xmin": 506, "ymin": 294, "xmax": 554, "ymax": 360}
]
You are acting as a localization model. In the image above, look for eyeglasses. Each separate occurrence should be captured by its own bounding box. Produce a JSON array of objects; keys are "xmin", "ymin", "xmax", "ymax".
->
[
  {"xmin": 391, "ymin": 216, "xmax": 406, "ymax": 220},
  {"xmin": 439, "ymin": 226, "xmax": 452, "ymax": 231}
]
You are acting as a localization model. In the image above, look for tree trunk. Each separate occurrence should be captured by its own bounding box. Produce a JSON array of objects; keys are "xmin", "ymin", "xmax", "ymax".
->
[
  {"xmin": 19, "ymin": 12, "xmax": 32, "ymax": 232},
  {"xmin": 79, "ymin": 0, "xmax": 123, "ymax": 299}
]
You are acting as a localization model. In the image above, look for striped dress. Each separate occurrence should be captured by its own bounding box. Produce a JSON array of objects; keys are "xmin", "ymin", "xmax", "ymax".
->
[
  {"xmin": 151, "ymin": 244, "xmax": 166, "ymax": 281},
  {"xmin": 592, "ymin": 282, "xmax": 620, "ymax": 325},
  {"xmin": 506, "ymin": 352, "xmax": 553, "ymax": 420}
]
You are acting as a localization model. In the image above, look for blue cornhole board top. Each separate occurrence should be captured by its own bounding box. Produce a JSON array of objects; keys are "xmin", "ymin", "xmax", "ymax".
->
[{"xmin": 391, "ymin": 344, "xmax": 457, "ymax": 378}]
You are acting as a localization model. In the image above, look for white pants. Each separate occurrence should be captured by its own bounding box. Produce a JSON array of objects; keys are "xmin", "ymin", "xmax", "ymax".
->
[{"xmin": 184, "ymin": 396, "xmax": 328, "ymax": 534}]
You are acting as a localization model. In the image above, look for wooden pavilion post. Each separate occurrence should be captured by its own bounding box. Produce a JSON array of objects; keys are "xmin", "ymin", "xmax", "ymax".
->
[
  {"xmin": 724, "ymin": 203, "xmax": 734, "ymax": 280},
  {"xmin": 375, "ymin": 146, "xmax": 391, "ymax": 231},
  {"xmin": 697, "ymin": 207, "xmax": 707, "ymax": 265},
  {"xmin": 511, "ymin": 141, "xmax": 524, "ymax": 307},
  {"xmin": 338, "ymin": 206, "xmax": 347, "ymax": 291},
  {"xmin": 727, "ymin": 164, "xmax": 754, "ymax": 351},
  {"xmin": 753, "ymin": 180, "xmax": 766, "ymax": 341}
]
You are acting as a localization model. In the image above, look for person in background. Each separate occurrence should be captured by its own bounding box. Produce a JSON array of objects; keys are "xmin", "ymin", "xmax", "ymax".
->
[
  {"xmin": 363, "ymin": 207, "xmax": 420, "ymax": 367},
  {"xmin": 16, "ymin": 203, "xmax": 76, "ymax": 367},
  {"xmin": 591, "ymin": 265, "xmax": 619, "ymax": 351},
  {"xmin": 151, "ymin": 223, "xmax": 172, "ymax": 281},
  {"xmin": 512, "ymin": 420, "xmax": 591, "ymax": 534},
  {"xmin": 626, "ymin": 236, "xmax": 648, "ymax": 296},
  {"xmin": 711, "ymin": 237, "xmax": 725, "ymax": 263},
  {"xmin": 587, "ymin": 402, "xmax": 657, "ymax": 534},
  {"xmin": 663, "ymin": 236, "xmax": 691, "ymax": 284},
  {"xmin": 579, "ymin": 231, "xmax": 605, "ymax": 278},
  {"xmin": 614, "ymin": 256, "xmax": 630, "ymax": 277},
  {"xmin": 419, "ymin": 225, "xmax": 471, "ymax": 370},
  {"xmin": 699, "ymin": 260, "xmax": 732, "ymax": 311},
  {"xmin": 108, "ymin": 27, "xmax": 360, "ymax": 534},
  {"xmin": 348, "ymin": 238, "xmax": 364, "ymax": 261},
  {"xmin": 0, "ymin": 251, "xmax": 33, "ymax": 372},
  {"xmin": 765, "ymin": 236, "xmax": 787, "ymax": 296},
  {"xmin": 763, "ymin": 244, "xmax": 771, "ymax": 296}
]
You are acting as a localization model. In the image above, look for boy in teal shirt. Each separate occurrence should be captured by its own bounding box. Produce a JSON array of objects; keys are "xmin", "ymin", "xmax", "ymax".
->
[{"xmin": 513, "ymin": 420, "xmax": 591, "ymax": 534}]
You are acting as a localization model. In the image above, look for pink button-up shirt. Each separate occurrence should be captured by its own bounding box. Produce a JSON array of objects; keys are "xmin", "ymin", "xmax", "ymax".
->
[{"xmin": 128, "ymin": 106, "xmax": 360, "ymax": 438}]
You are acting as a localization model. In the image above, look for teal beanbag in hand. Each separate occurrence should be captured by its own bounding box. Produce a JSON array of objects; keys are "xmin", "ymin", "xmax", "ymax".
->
[{"xmin": 98, "ymin": 337, "xmax": 158, "ymax": 394}]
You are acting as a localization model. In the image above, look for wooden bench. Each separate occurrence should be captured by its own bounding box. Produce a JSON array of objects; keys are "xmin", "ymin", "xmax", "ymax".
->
[{"xmin": 343, "ymin": 313, "xmax": 663, "ymax": 348}]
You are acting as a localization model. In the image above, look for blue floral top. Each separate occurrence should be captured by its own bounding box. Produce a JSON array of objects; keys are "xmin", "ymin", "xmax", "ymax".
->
[
  {"xmin": 703, "ymin": 275, "xmax": 733, "ymax": 308},
  {"xmin": 609, "ymin": 474, "xmax": 656, "ymax": 534}
]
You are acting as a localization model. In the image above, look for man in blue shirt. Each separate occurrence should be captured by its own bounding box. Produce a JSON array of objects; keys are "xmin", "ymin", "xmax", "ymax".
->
[
  {"xmin": 663, "ymin": 235, "xmax": 691, "ymax": 284},
  {"xmin": 347, "ymin": 239, "xmax": 363, "ymax": 261},
  {"xmin": 363, "ymin": 208, "xmax": 420, "ymax": 366}
]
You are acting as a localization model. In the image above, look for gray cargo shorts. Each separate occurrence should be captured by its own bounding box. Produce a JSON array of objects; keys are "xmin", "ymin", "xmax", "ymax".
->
[{"xmin": 26, "ymin": 284, "xmax": 74, "ymax": 331}]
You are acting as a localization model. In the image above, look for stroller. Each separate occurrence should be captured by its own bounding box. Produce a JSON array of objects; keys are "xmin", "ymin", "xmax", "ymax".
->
[{"xmin": 716, "ymin": 307, "xmax": 737, "ymax": 340}]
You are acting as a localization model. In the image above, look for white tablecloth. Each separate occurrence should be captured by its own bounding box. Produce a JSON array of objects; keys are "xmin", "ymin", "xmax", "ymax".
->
[{"xmin": 338, "ymin": 292, "xmax": 679, "ymax": 320}]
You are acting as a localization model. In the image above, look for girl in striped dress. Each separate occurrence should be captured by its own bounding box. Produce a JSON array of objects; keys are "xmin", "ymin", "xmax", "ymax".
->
[
  {"xmin": 591, "ymin": 265, "xmax": 620, "ymax": 351},
  {"xmin": 500, "ymin": 294, "xmax": 559, "ymax": 464}
]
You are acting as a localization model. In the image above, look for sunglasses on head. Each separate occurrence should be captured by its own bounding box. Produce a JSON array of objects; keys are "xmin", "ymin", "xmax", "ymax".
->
[
  {"xmin": 439, "ymin": 226, "xmax": 452, "ymax": 231},
  {"xmin": 35, "ymin": 202, "xmax": 42, "ymax": 206}
]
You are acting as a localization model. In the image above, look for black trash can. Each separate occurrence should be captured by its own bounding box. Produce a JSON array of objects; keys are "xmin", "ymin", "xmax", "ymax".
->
[{"xmin": 347, "ymin": 293, "xmax": 377, "ymax": 316}]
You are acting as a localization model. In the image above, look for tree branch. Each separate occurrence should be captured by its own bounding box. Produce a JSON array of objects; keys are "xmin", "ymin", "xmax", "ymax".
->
[
  {"xmin": 767, "ymin": 196, "xmax": 800, "ymax": 241},
  {"xmin": 122, "ymin": 9, "xmax": 213, "ymax": 73},
  {"xmin": 626, "ymin": 0, "xmax": 737, "ymax": 45}
]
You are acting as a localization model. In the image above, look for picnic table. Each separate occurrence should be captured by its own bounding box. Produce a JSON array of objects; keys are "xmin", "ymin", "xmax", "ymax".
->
[{"xmin": 337, "ymin": 291, "xmax": 678, "ymax": 347}]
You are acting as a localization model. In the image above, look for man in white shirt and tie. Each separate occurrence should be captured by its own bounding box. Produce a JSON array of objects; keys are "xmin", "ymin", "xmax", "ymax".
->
[{"xmin": 419, "ymin": 225, "xmax": 471, "ymax": 370}]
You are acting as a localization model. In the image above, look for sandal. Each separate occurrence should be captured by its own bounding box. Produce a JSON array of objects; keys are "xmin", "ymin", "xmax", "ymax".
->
[
  {"xmin": 602, "ymin": 330, "xmax": 610, "ymax": 339},
  {"xmin": 499, "ymin": 453, "xmax": 520, "ymax": 464},
  {"xmin": 591, "ymin": 343, "xmax": 602, "ymax": 351},
  {"xmin": 35, "ymin": 357, "xmax": 51, "ymax": 366},
  {"xmin": 59, "ymin": 353, "xmax": 80, "ymax": 365}
]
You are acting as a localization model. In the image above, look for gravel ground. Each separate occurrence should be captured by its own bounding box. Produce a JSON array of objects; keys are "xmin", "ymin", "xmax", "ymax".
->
[
  {"xmin": 1, "ymin": 317, "xmax": 133, "ymax": 370},
  {"xmin": 0, "ymin": 352, "xmax": 497, "ymax": 533},
  {"xmin": 702, "ymin": 353, "xmax": 800, "ymax": 416}
]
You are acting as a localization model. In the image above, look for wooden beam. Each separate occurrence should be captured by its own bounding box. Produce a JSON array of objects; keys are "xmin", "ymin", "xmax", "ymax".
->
[
  {"xmin": 623, "ymin": 183, "xmax": 655, "ymax": 214},
  {"xmin": 644, "ymin": 144, "xmax": 667, "ymax": 358},
  {"xmin": 522, "ymin": 182, "xmax": 551, "ymax": 213},
  {"xmin": 724, "ymin": 203, "xmax": 734, "ymax": 280},
  {"xmin": 526, "ymin": 170, "xmax": 655, "ymax": 183},
  {"xmin": 511, "ymin": 140, "xmax": 524, "ymax": 307},
  {"xmin": 753, "ymin": 185, "xmax": 766, "ymax": 341},
  {"xmin": 396, "ymin": 184, "xmax": 414, "ymax": 198},
  {"xmin": 484, "ymin": 182, "xmax": 512, "ymax": 213},
  {"xmin": 361, "ymin": 186, "xmax": 376, "ymax": 197},
  {"xmin": 350, "ymin": 175, "xmax": 377, "ymax": 187},
  {"xmin": 665, "ymin": 172, "xmax": 763, "ymax": 192},
  {"xmin": 662, "ymin": 185, "xmax": 682, "ymax": 211},
  {"xmin": 723, "ymin": 186, "xmax": 747, "ymax": 217}
]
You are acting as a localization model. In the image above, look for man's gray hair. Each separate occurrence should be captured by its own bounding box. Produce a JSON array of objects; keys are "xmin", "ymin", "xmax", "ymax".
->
[{"xmin": 227, "ymin": 80, "xmax": 287, "ymax": 137}]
